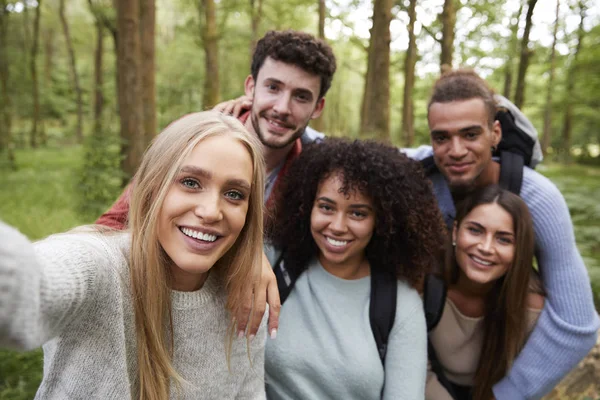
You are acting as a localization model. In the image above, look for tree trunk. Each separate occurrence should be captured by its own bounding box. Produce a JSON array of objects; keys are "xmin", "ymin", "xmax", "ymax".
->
[
  {"xmin": 59, "ymin": 0, "xmax": 84, "ymax": 143},
  {"xmin": 201, "ymin": 0, "xmax": 220, "ymax": 109},
  {"xmin": 140, "ymin": 0, "xmax": 156, "ymax": 145},
  {"xmin": 401, "ymin": 0, "xmax": 417, "ymax": 147},
  {"xmin": 43, "ymin": 27, "xmax": 55, "ymax": 86},
  {"xmin": 117, "ymin": 0, "xmax": 144, "ymax": 182},
  {"xmin": 93, "ymin": 20, "xmax": 104, "ymax": 135},
  {"xmin": 359, "ymin": 0, "xmax": 392, "ymax": 142},
  {"xmin": 0, "ymin": 0, "xmax": 15, "ymax": 168},
  {"xmin": 310, "ymin": 0, "xmax": 327, "ymax": 133},
  {"xmin": 514, "ymin": 0, "xmax": 538, "ymax": 109},
  {"xmin": 30, "ymin": 0, "xmax": 42, "ymax": 148},
  {"xmin": 440, "ymin": 0, "xmax": 455, "ymax": 72},
  {"xmin": 249, "ymin": 0, "xmax": 263, "ymax": 55},
  {"xmin": 561, "ymin": 1, "xmax": 586, "ymax": 162},
  {"xmin": 503, "ymin": 2, "xmax": 523, "ymax": 99},
  {"xmin": 541, "ymin": 0, "xmax": 560, "ymax": 157}
]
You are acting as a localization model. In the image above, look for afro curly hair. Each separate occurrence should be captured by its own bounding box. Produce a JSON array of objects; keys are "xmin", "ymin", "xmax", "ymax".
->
[{"xmin": 266, "ymin": 138, "xmax": 447, "ymax": 286}]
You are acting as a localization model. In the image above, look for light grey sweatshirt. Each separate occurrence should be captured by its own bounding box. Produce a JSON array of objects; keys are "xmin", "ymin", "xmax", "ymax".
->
[
  {"xmin": 265, "ymin": 257, "xmax": 427, "ymax": 400},
  {"xmin": 0, "ymin": 222, "xmax": 266, "ymax": 399}
]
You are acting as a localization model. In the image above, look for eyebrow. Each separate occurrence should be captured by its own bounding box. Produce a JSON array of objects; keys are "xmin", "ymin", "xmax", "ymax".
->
[
  {"xmin": 179, "ymin": 166, "xmax": 251, "ymax": 191},
  {"xmin": 430, "ymin": 125, "xmax": 483, "ymax": 136},
  {"xmin": 317, "ymin": 196, "xmax": 373, "ymax": 210},
  {"xmin": 466, "ymin": 220, "xmax": 514, "ymax": 236}
]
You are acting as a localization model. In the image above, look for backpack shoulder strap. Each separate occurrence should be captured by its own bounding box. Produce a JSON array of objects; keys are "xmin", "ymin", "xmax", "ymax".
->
[
  {"xmin": 499, "ymin": 151, "xmax": 524, "ymax": 195},
  {"xmin": 272, "ymin": 251, "xmax": 297, "ymax": 304},
  {"xmin": 423, "ymin": 274, "xmax": 447, "ymax": 332},
  {"xmin": 369, "ymin": 267, "xmax": 397, "ymax": 365}
]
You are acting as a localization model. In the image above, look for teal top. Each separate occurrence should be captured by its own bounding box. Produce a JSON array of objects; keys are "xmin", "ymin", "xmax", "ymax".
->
[{"xmin": 265, "ymin": 256, "xmax": 426, "ymax": 400}]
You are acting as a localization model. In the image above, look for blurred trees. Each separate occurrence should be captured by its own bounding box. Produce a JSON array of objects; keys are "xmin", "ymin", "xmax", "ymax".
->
[{"xmin": 0, "ymin": 0, "xmax": 598, "ymax": 171}]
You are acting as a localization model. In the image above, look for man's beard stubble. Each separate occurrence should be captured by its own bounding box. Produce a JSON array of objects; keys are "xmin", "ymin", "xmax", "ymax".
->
[{"xmin": 250, "ymin": 109, "xmax": 307, "ymax": 150}]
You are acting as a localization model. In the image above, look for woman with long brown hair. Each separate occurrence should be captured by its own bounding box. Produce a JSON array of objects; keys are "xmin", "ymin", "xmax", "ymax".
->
[
  {"xmin": 0, "ymin": 111, "xmax": 267, "ymax": 399},
  {"xmin": 426, "ymin": 185, "xmax": 545, "ymax": 400}
]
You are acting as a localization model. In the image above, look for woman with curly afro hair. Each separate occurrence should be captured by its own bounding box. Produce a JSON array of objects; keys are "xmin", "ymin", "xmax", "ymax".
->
[{"xmin": 264, "ymin": 138, "xmax": 447, "ymax": 400}]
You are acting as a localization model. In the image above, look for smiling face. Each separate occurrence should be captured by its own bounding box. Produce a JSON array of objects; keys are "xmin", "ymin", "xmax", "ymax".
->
[
  {"xmin": 157, "ymin": 135, "xmax": 253, "ymax": 291},
  {"xmin": 244, "ymin": 57, "xmax": 325, "ymax": 150},
  {"xmin": 429, "ymin": 98, "xmax": 501, "ymax": 190},
  {"xmin": 453, "ymin": 202, "xmax": 516, "ymax": 289},
  {"xmin": 310, "ymin": 174, "xmax": 375, "ymax": 277}
]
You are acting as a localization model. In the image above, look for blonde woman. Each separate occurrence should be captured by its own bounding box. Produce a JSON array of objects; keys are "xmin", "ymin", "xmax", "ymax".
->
[{"xmin": 0, "ymin": 111, "xmax": 267, "ymax": 399}]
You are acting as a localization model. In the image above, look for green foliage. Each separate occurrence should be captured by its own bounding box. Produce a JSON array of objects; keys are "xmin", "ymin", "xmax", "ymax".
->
[{"xmin": 77, "ymin": 124, "xmax": 123, "ymax": 221}]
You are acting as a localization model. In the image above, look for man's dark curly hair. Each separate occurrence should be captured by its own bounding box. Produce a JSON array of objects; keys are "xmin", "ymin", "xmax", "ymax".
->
[
  {"xmin": 251, "ymin": 30, "xmax": 337, "ymax": 100},
  {"xmin": 266, "ymin": 138, "xmax": 447, "ymax": 286}
]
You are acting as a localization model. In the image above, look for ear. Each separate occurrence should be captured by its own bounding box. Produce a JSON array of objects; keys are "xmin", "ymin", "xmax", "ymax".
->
[
  {"xmin": 491, "ymin": 119, "xmax": 502, "ymax": 148},
  {"xmin": 310, "ymin": 97, "xmax": 326, "ymax": 120},
  {"xmin": 452, "ymin": 221, "xmax": 458, "ymax": 245},
  {"xmin": 244, "ymin": 75, "xmax": 255, "ymax": 98}
]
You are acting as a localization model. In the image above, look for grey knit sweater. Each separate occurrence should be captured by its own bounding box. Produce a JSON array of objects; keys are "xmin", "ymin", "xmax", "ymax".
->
[{"xmin": 0, "ymin": 222, "xmax": 266, "ymax": 399}]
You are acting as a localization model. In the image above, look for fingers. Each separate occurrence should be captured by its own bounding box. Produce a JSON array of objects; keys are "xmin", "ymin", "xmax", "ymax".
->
[
  {"xmin": 267, "ymin": 275, "xmax": 281, "ymax": 339},
  {"xmin": 235, "ymin": 285, "xmax": 253, "ymax": 339},
  {"xmin": 246, "ymin": 279, "xmax": 267, "ymax": 339},
  {"xmin": 212, "ymin": 100, "xmax": 235, "ymax": 115}
]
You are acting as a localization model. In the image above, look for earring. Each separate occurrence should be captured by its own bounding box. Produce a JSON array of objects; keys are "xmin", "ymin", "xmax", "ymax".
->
[{"xmin": 452, "ymin": 241, "xmax": 456, "ymax": 247}]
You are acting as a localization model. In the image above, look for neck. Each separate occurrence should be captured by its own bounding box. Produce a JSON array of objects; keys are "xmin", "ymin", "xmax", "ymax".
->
[
  {"xmin": 243, "ymin": 116, "xmax": 295, "ymax": 173},
  {"xmin": 319, "ymin": 254, "xmax": 370, "ymax": 280},
  {"xmin": 475, "ymin": 159, "xmax": 501, "ymax": 187},
  {"xmin": 171, "ymin": 269, "xmax": 209, "ymax": 292}
]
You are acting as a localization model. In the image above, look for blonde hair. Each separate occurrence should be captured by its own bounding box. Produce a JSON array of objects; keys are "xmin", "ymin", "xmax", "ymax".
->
[{"xmin": 128, "ymin": 111, "xmax": 265, "ymax": 400}]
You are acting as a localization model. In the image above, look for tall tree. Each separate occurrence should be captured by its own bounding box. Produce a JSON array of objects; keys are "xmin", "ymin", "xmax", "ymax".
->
[
  {"xmin": 440, "ymin": 0, "xmax": 456, "ymax": 71},
  {"xmin": 249, "ymin": 0, "xmax": 263, "ymax": 54},
  {"xmin": 360, "ymin": 0, "xmax": 392, "ymax": 141},
  {"xmin": 59, "ymin": 0, "xmax": 84, "ymax": 143},
  {"xmin": 140, "ymin": 0, "xmax": 156, "ymax": 145},
  {"xmin": 541, "ymin": 0, "xmax": 560, "ymax": 157},
  {"xmin": 0, "ymin": 0, "xmax": 15, "ymax": 168},
  {"xmin": 201, "ymin": 0, "xmax": 220, "ymax": 108},
  {"xmin": 503, "ymin": 2, "xmax": 524, "ymax": 99},
  {"xmin": 401, "ymin": 0, "xmax": 417, "ymax": 147},
  {"xmin": 514, "ymin": 0, "xmax": 538, "ymax": 109},
  {"xmin": 30, "ymin": 0, "xmax": 43, "ymax": 148},
  {"xmin": 116, "ymin": 0, "xmax": 145, "ymax": 182},
  {"xmin": 310, "ymin": 0, "xmax": 327, "ymax": 133},
  {"xmin": 92, "ymin": 14, "xmax": 104, "ymax": 135},
  {"xmin": 561, "ymin": 1, "xmax": 586, "ymax": 161}
]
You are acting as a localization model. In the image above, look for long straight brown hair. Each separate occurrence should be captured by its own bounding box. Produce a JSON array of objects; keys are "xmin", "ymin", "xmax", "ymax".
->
[
  {"xmin": 446, "ymin": 185, "xmax": 543, "ymax": 400},
  {"xmin": 128, "ymin": 112, "xmax": 265, "ymax": 400}
]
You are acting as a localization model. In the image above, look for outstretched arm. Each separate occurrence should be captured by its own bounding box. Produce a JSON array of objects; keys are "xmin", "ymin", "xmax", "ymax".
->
[
  {"xmin": 0, "ymin": 222, "xmax": 110, "ymax": 350},
  {"xmin": 493, "ymin": 175, "xmax": 600, "ymax": 399}
]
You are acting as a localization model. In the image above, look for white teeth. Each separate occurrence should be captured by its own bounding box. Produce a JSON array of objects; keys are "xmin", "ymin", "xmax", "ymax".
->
[
  {"xmin": 471, "ymin": 256, "xmax": 492, "ymax": 266},
  {"xmin": 181, "ymin": 227, "xmax": 217, "ymax": 242},
  {"xmin": 268, "ymin": 119, "xmax": 285, "ymax": 127},
  {"xmin": 326, "ymin": 237, "xmax": 348, "ymax": 247}
]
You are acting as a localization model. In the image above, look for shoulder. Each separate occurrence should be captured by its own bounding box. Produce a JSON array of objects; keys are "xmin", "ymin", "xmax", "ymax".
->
[
  {"xmin": 526, "ymin": 292, "xmax": 545, "ymax": 312},
  {"xmin": 394, "ymin": 280, "xmax": 426, "ymax": 323},
  {"xmin": 400, "ymin": 145, "xmax": 433, "ymax": 161},
  {"xmin": 301, "ymin": 127, "xmax": 325, "ymax": 144}
]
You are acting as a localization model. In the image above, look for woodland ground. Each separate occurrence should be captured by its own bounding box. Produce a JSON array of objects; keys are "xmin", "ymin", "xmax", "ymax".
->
[{"xmin": 0, "ymin": 145, "xmax": 599, "ymax": 399}]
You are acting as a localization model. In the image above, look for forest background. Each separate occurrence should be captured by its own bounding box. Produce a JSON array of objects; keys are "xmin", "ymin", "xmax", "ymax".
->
[{"xmin": 0, "ymin": 0, "xmax": 599, "ymax": 398}]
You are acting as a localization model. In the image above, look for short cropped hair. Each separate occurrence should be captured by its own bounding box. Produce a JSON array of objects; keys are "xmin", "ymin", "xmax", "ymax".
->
[
  {"xmin": 251, "ymin": 30, "xmax": 337, "ymax": 100},
  {"xmin": 428, "ymin": 69, "xmax": 497, "ymax": 128}
]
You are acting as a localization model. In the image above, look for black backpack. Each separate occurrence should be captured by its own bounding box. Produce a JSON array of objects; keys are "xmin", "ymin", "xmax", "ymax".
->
[{"xmin": 272, "ymin": 252, "xmax": 397, "ymax": 365}]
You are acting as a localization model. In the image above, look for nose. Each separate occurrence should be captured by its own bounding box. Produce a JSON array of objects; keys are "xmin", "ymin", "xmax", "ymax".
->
[
  {"xmin": 329, "ymin": 212, "xmax": 348, "ymax": 234},
  {"xmin": 272, "ymin": 92, "xmax": 292, "ymax": 116},
  {"xmin": 477, "ymin": 234, "xmax": 494, "ymax": 254},
  {"xmin": 194, "ymin": 191, "xmax": 223, "ymax": 223},
  {"xmin": 448, "ymin": 137, "xmax": 468, "ymax": 159}
]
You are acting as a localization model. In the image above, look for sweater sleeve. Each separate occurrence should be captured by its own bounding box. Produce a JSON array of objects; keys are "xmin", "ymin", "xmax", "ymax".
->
[
  {"xmin": 425, "ymin": 363, "xmax": 454, "ymax": 400},
  {"xmin": 493, "ymin": 173, "xmax": 600, "ymax": 399},
  {"xmin": 382, "ymin": 283, "xmax": 427, "ymax": 400},
  {"xmin": 0, "ymin": 222, "xmax": 113, "ymax": 350},
  {"xmin": 236, "ymin": 312, "xmax": 267, "ymax": 400},
  {"xmin": 95, "ymin": 182, "xmax": 133, "ymax": 229}
]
